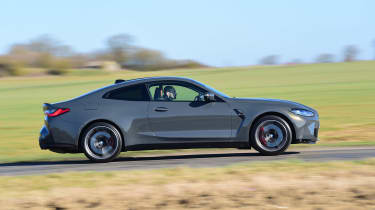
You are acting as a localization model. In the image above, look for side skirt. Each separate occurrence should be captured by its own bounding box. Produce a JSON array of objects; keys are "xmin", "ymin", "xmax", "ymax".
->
[{"xmin": 125, "ymin": 142, "xmax": 250, "ymax": 151}]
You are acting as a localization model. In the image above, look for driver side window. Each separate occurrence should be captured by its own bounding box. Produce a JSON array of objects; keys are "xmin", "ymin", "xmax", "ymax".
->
[{"xmin": 148, "ymin": 82, "xmax": 204, "ymax": 102}]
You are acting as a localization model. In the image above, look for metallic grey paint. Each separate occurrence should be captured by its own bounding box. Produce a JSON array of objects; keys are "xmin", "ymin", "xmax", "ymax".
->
[{"xmin": 39, "ymin": 77, "xmax": 320, "ymax": 153}]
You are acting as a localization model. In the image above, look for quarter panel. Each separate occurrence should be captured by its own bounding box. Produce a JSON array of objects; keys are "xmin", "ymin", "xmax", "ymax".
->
[
  {"xmin": 48, "ymin": 98, "xmax": 152, "ymax": 148},
  {"xmin": 46, "ymin": 101, "xmax": 88, "ymax": 149},
  {"xmin": 94, "ymin": 100, "xmax": 152, "ymax": 146}
]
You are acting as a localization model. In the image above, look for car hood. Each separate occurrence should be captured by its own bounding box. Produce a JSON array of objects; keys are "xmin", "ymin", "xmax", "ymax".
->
[{"xmin": 229, "ymin": 97, "xmax": 316, "ymax": 112}]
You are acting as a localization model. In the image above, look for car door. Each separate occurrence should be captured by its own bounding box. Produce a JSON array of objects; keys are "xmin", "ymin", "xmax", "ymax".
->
[
  {"xmin": 101, "ymin": 83, "xmax": 153, "ymax": 146},
  {"xmin": 146, "ymin": 81, "xmax": 233, "ymax": 142}
]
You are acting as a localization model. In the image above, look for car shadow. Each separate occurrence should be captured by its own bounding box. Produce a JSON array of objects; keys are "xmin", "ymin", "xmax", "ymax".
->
[{"xmin": 0, "ymin": 151, "xmax": 300, "ymax": 167}]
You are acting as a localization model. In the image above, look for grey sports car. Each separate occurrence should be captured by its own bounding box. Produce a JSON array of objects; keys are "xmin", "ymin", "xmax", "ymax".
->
[{"xmin": 40, "ymin": 77, "xmax": 319, "ymax": 162}]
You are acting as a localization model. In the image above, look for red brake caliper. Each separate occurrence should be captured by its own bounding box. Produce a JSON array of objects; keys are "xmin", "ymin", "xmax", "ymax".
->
[
  {"xmin": 108, "ymin": 137, "xmax": 115, "ymax": 147},
  {"xmin": 259, "ymin": 127, "xmax": 268, "ymax": 146}
]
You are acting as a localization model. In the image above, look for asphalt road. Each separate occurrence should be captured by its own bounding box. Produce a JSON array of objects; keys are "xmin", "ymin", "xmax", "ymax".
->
[{"xmin": 1, "ymin": 146, "xmax": 374, "ymax": 176}]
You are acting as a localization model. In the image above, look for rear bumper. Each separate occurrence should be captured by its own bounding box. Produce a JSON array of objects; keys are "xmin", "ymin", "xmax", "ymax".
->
[
  {"xmin": 39, "ymin": 125, "xmax": 78, "ymax": 153},
  {"xmin": 39, "ymin": 125, "xmax": 54, "ymax": 149}
]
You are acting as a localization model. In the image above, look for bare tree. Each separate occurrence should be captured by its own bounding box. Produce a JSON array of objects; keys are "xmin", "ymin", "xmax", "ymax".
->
[
  {"xmin": 343, "ymin": 45, "xmax": 359, "ymax": 62},
  {"xmin": 28, "ymin": 35, "xmax": 62, "ymax": 55},
  {"xmin": 67, "ymin": 54, "xmax": 89, "ymax": 68},
  {"xmin": 316, "ymin": 54, "xmax": 335, "ymax": 63},
  {"xmin": 6, "ymin": 35, "xmax": 75, "ymax": 68},
  {"xmin": 107, "ymin": 34, "xmax": 133, "ymax": 64},
  {"xmin": 131, "ymin": 48, "xmax": 165, "ymax": 66},
  {"xmin": 7, "ymin": 44, "xmax": 37, "ymax": 65},
  {"xmin": 259, "ymin": 55, "xmax": 279, "ymax": 65}
]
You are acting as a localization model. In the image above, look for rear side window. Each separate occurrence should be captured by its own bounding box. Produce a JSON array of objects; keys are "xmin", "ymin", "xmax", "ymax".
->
[{"xmin": 103, "ymin": 84, "xmax": 150, "ymax": 101}]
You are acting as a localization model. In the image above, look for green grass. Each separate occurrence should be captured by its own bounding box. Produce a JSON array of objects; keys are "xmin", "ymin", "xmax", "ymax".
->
[
  {"xmin": 1, "ymin": 158, "xmax": 375, "ymax": 190},
  {"xmin": 0, "ymin": 158, "xmax": 374, "ymax": 194},
  {"xmin": 1, "ymin": 159, "xmax": 375, "ymax": 210},
  {"xmin": 0, "ymin": 61, "xmax": 375, "ymax": 163}
]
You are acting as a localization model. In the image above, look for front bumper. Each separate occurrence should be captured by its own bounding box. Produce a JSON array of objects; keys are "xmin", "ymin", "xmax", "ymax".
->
[{"xmin": 288, "ymin": 113, "xmax": 320, "ymax": 144}]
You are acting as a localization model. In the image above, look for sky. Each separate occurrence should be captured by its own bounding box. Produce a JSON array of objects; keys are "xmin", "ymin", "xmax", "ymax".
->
[{"xmin": 1, "ymin": 0, "xmax": 374, "ymax": 66}]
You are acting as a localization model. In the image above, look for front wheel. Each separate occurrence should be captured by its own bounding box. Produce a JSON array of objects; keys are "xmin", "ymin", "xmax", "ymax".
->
[
  {"xmin": 82, "ymin": 122, "xmax": 123, "ymax": 163},
  {"xmin": 250, "ymin": 115, "xmax": 292, "ymax": 155}
]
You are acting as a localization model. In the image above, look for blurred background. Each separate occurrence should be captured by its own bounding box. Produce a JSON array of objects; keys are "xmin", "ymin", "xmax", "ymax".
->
[
  {"xmin": 1, "ymin": 0, "xmax": 374, "ymax": 160},
  {"xmin": 1, "ymin": 0, "xmax": 375, "ymax": 72},
  {"xmin": 0, "ymin": 1, "xmax": 375, "ymax": 209}
]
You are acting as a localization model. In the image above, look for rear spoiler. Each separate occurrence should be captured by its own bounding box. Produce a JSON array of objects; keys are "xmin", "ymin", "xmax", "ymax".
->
[
  {"xmin": 43, "ymin": 103, "xmax": 57, "ymax": 112},
  {"xmin": 115, "ymin": 79, "xmax": 125, "ymax": 84}
]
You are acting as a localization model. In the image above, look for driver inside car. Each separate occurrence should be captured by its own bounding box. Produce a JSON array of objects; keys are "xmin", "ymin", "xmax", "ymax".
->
[{"xmin": 163, "ymin": 86, "xmax": 177, "ymax": 101}]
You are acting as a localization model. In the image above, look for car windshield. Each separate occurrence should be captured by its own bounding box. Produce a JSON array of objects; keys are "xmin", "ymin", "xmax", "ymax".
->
[{"xmin": 194, "ymin": 80, "xmax": 230, "ymax": 98}]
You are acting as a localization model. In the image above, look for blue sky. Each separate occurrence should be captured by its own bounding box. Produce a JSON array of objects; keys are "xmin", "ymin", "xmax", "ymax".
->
[{"xmin": 1, "ymin": 0, "xmax": 374, "ymax": 66}]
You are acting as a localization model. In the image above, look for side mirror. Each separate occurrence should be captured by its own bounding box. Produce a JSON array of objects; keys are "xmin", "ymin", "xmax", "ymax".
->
[{"xmin": 204, "ymin": 93, "xmax": 215, "ymax": 102}]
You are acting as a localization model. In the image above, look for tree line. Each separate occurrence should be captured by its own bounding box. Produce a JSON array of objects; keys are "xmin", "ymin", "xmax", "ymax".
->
[
  {"xmin": 1, "ymin": 35, "xmax": 374, "ymax": 76},
  {"xmin": 260, "ymin": 43, "xmax": 374, "ymax": 65},
  {"xmin": 0, "ymin": 34, "xmax": 206, "ymax": 76}
]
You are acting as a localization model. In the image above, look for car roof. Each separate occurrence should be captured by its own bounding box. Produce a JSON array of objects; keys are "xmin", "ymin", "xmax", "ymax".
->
[
  {"xmin": 114, "ymin": 76, "xmax": 197, "ymax": 86},
  {"xmin": 74, "ymin": 76, "xmax": 229, "ymax": 101}
]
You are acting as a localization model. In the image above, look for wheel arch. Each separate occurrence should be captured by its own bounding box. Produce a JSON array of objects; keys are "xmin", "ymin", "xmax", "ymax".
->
[
  {"xmin": 78, "ymin": 119, "xmax": 125, "ymax": 152},
  {"xmin": 249, "ymin": 112, "xmax": 296, "ymax": 144}
]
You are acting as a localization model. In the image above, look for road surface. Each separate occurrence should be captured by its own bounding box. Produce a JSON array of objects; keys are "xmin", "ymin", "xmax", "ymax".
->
[{"xmin": 0, "ymin": 146, "xmax": 374, "ymax": 176}]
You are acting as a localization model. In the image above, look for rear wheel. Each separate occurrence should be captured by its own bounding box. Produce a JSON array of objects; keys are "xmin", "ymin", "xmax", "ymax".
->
[
  {"xmin": 82, "ymin": 122, "xmax": 122, "ymax": 163},
  {"xmin": 250, "ymin": 115, "xmax": 292, "ymax": 155}
]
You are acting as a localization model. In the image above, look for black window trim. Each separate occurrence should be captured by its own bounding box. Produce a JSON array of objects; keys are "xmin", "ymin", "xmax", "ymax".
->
[
  {"xmin": 145, "ymin": 80, "xmax": 224, "ymax": 102},
  {"xmin": 102, "ymin": 83, "xmax": 151, "ymax": 101}
]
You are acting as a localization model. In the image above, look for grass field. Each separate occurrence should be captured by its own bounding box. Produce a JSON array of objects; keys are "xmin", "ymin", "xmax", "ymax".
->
[
  {"xmin": 0, "ymin": 61, "xmax": 374, "ymax": 162},
  {"xmin": 1, "ymin": 159, "xmax": 375, "ymax": 209}
]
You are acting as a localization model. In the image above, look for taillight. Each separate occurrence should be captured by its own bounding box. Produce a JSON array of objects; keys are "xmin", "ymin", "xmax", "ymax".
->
[{"xmin": 45, "ymin": 108, "xmax": 70, "ymax": 117}]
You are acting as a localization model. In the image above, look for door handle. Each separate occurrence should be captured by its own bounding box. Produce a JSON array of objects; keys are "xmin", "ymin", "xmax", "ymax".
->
[{"xmin": 154, "ymin": 107, "xmax": 168, "ymax": 112}]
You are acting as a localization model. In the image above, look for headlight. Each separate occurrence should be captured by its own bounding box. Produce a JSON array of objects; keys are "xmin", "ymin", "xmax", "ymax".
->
[{"xmin": 291, "ymin": 109, "xmax": 314, "ymax": 117}]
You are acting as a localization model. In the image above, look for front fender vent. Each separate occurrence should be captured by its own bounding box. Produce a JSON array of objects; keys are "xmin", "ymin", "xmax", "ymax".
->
[{"xmin": 234, "ymin": 109, "xmax": 245, "ymax": 120}]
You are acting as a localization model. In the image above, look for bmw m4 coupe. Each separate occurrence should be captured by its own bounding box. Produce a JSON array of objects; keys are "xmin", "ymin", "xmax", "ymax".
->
[{"xmin": 39, "ymin": 77, "xmax": 320, "ymax": 162}]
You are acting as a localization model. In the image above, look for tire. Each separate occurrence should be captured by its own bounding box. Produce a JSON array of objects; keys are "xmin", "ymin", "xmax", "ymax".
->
[
  {"xmin": 81, "ymin": 122, "xmax": 123, "ymax": 163},
  {"xmin": 250, "ymin": 115, "xmax": 292, "ymax": 155}
]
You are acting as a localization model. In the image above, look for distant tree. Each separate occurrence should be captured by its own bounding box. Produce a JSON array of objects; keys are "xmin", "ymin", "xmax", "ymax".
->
[
  {"xmin": 290, "ymin": 59, "xmax": 303, "ymax": 64},
  {"xmin": 68, "ymin": 54, "xmax": 89, "ymax": 68},
  {"xmin": 28, "ymin": 35, "xmax": 62, "ymax": 55},
  {"xmin": 34, "ymin": 53, "xmax": 55, "ymax": 69},
  {"xmin": 316, "ymin": 54, "xmax": 335, "ymax": 63},
  {"xmin": 7, "ymin": 35, "xmax": 75, "ymax": 69},
  {"xmin": 0, "ymin": 58, "xmax": 23, "ymax": 76},
  {"xmin": 373, "ymin": 40, "xmax": 375, "ymax": 60},
  {"xmin": 343, "ymin": 45, "xmax": 359, "ymax": 62},
  {"xmin": 259, "ymin": 55, "xmax": 279, "ymax": 65},
  {"xmin": 55, "ymin": 45, "xmax": 74, "ymax": 57},
  {"xmin": 28, "ymin": 35, "xmax": 74, "ymax": 57},
  {"xmin": 7, "ymin": 44, "xmax": 37, "ymax": 65},
  {"xmin": 91, "ymin": 50, "xmax": 113, "ymax": 61},
  {"xmin": 107, "ymin": 34, "xmax": 133, "ymax": 64},
  {"xmin": 131, "ymin": 48, "xmax": 165, "ymax": 66},
  {"xmin": 47, "ymin": 58, "xmax": 72, "ymax": 75}
]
